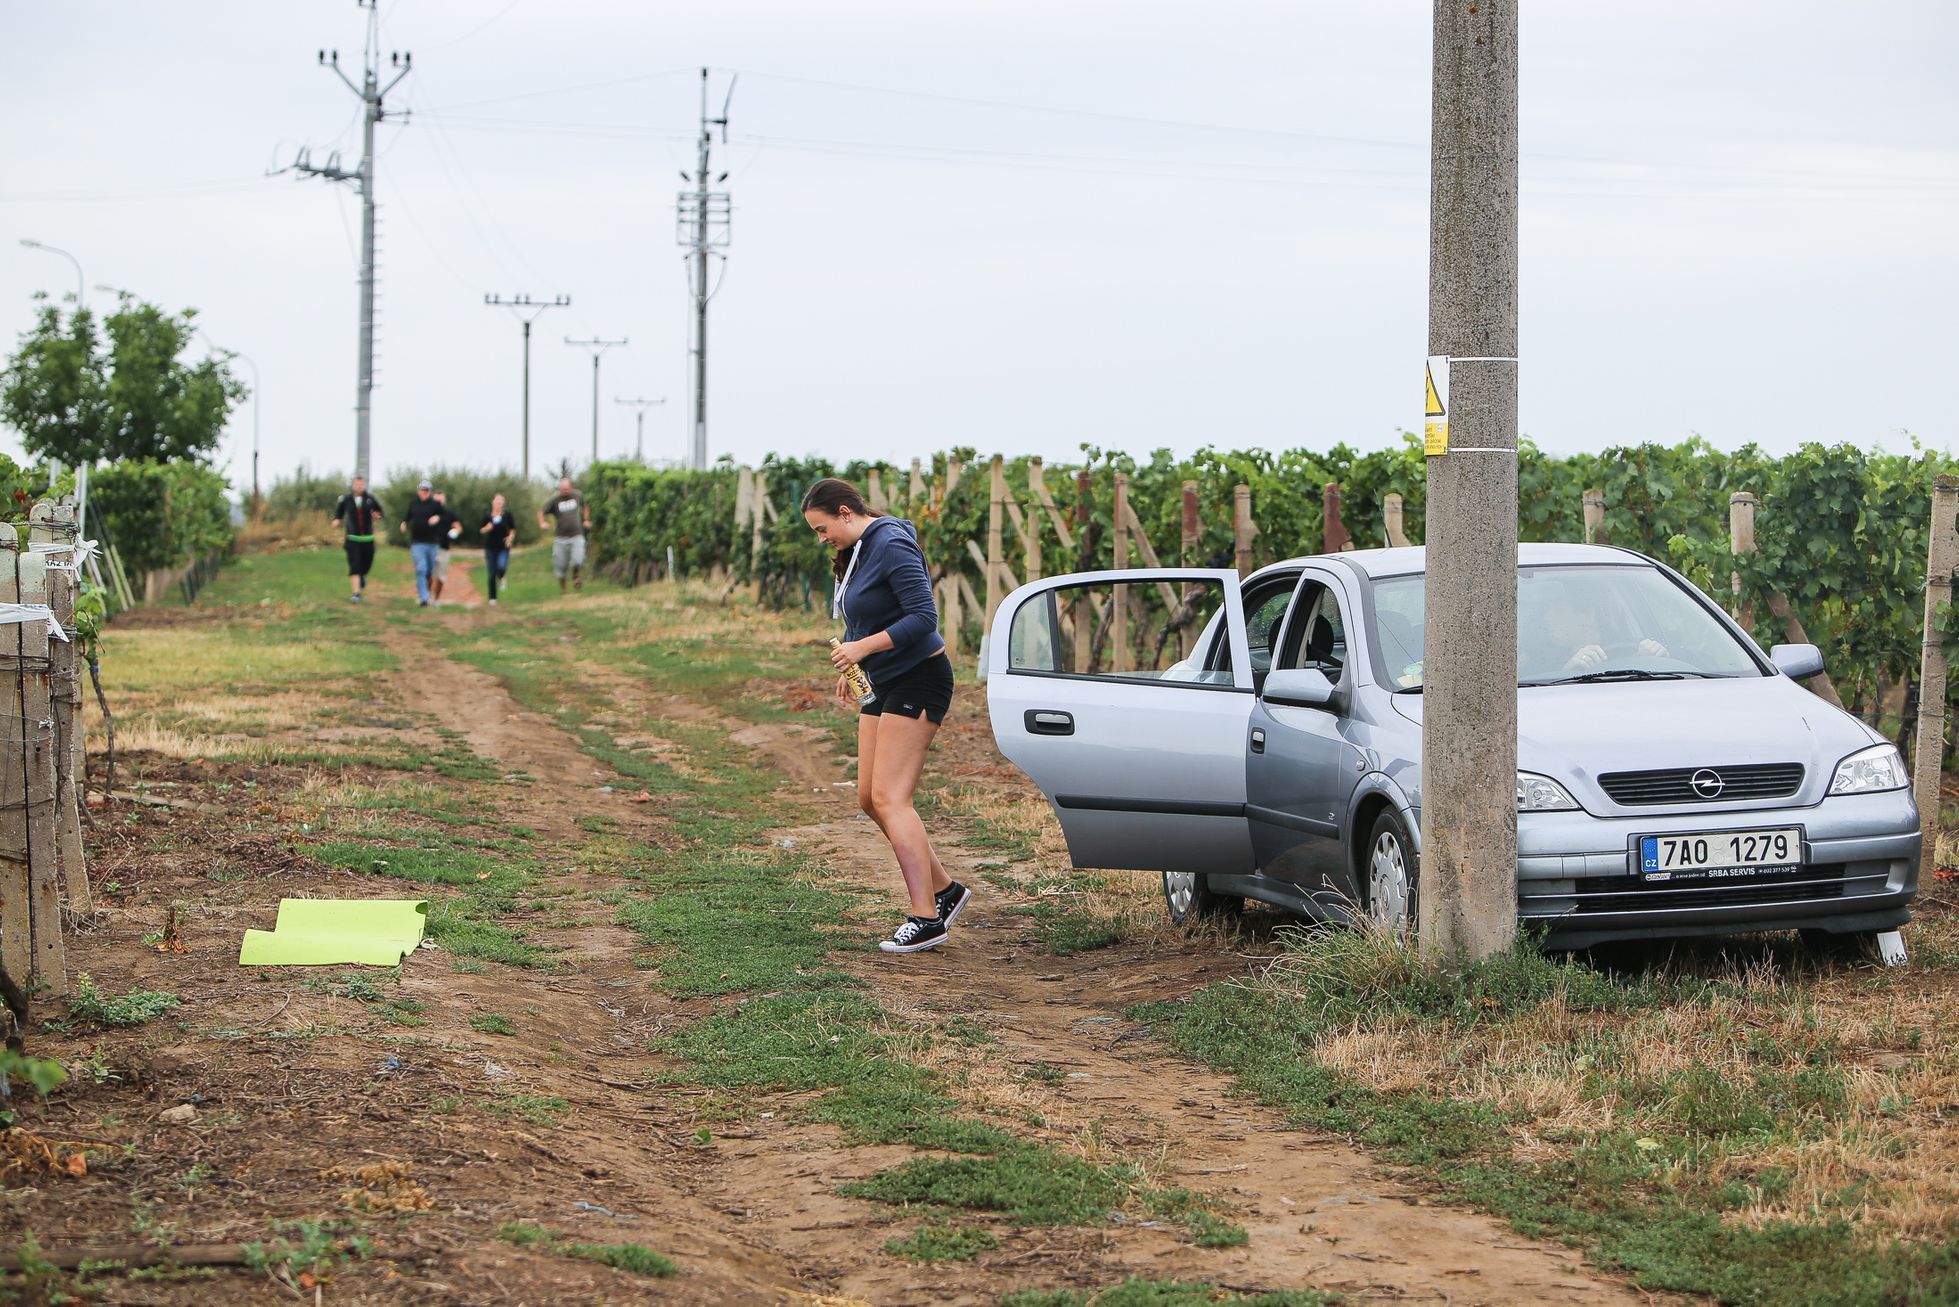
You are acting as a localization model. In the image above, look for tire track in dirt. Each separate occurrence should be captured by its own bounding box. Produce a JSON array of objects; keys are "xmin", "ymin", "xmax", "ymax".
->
[
  {"xmin": 553, "ymin": 656, "xmax": 1653, "ymax": 1305},
  {"xmin": 367, "ymin": 631, "xmax": 834, "ymax": 1303}
]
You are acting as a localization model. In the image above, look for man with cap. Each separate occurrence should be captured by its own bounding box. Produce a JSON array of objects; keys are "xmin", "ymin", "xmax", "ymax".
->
[
  {"xmin": 331, "ymin": 475, "xmax": 385, "ymax": 603},
  {"xmin": 399, "ymin": 480, "xmax": 452, "ymax": 607}
]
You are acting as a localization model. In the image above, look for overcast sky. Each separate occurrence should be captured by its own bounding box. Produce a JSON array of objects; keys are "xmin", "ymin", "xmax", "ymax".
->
[{"xmin": 4, "ymin": 1, "xmax": 1955, "ymax": 493}]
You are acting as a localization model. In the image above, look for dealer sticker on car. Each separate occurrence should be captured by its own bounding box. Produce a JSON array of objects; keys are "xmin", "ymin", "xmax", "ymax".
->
[{"xmin": 1639, "ymin": 827, "xmax": 1802, "ymax": 881}]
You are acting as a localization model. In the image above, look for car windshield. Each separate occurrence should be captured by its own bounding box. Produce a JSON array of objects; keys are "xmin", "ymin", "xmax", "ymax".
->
[{"xmin": 1373, "ymin": 564, "xmax": 1762, "ymax": 690}]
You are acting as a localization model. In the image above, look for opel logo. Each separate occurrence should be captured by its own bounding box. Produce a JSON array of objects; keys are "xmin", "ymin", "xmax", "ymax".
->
[{"xmin": 1690, "ymin": 769, "xmax": 1725, "ymax": 799}]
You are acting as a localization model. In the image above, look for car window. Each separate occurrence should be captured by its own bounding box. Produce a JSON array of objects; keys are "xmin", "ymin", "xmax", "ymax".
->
[
  {"xmin": 1370, "ymin": 563, "xmax": 1763, "ymax": 690},
  {"xmin": 1009, "ymin": 576, "xmax": 1236, "ymax": 685},
  {"xmin": 1206, "ymin": 575, "xmax": 1295, "ymax": 677},
  {"xmin": 1277, "ymin": 582, "xmax": 1347, "ymax": 679}
]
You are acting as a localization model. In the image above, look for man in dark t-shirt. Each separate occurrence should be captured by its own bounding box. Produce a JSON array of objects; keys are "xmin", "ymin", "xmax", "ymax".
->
[
  {"xmin": 332, "ymin": 476, "xmax": 385, "ymax": 603},
  {"xmin": 538, "ymin": 476, "xmax": 591, "ymax": 594}
]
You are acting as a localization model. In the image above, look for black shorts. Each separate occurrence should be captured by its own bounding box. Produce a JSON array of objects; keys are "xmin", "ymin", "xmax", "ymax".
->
[
  {"xmin": 344, "ymin": 539, "xmax": 376, "ymax": 576},
  {"xmin": 862, "ymin": 653, "xmax": 954, "ymax": 724}
]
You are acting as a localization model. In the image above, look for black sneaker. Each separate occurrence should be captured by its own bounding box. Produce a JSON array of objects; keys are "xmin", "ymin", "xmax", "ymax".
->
[
  {"xmin": 936, "ymin": 881, "xmax": 972, "ymax": 927},
  {"xmin": 878, "ymin": 916, "xmax": 947, "ymax": 954}
]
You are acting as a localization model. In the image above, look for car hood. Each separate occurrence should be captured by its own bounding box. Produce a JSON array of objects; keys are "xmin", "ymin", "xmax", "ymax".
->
[{"xmin": 1388, "ymin": 674, "xmax": 1882, "ymax": 809}]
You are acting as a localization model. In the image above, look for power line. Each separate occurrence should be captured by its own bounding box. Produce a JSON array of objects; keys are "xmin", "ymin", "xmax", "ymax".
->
[
  {"xmin": 615, "ymin": 395, "xmax": 666, "ymax": 463},
  {"xmin": 485, "ymin": 293, "xmax": 571, "ymax": 479},
  {"xmin": 416, "ymin": 67, "xmax": 691, "ymax": 115},
  {"xmin": 277, "ymin": 0, "xmax": 414, "ymax": 482},
  {"xmin": 565, "ymin": 335, "xmax": 628, "ymax": 466}
]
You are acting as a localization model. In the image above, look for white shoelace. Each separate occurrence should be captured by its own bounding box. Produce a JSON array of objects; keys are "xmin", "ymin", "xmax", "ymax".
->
[{"xmin": 892, "ymin": 919, "xmax": 923, "ymax": 944}]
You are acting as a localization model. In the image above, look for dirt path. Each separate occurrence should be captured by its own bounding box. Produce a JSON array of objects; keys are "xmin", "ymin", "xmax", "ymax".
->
[
  {"xmin": 39, "ymin": 616, "xmax": 1650, "ymax": 1303},
  {"xmin": 519, "ymin": 649, "xmax": 1652, "ymax": 1305}
]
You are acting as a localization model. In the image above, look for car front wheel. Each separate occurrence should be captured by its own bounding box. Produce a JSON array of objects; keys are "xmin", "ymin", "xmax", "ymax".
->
[
  {"xmin": 1364, "ymin": 809, "xmax": 1420, "ymax": 937},
  {"xmin": 1162, "ymin": 871, "xmax": 1241, "ymax": 926}
]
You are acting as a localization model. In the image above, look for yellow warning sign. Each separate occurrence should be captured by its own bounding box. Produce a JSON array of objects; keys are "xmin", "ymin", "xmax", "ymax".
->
[{"xmin": 1424, "ymin": 355, "xmax": 1449, "ymax": 456}]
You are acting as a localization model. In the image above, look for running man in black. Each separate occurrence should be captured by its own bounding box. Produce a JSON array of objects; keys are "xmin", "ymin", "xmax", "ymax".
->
[{"xmin": 332, "ymin": 476, "xmax": 385, "ymax": 603}]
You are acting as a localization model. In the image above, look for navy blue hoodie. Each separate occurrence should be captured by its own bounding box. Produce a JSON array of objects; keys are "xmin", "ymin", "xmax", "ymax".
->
[{"xmin": 839, "ymin": 516, "xmax": 945, "ymax": 684}]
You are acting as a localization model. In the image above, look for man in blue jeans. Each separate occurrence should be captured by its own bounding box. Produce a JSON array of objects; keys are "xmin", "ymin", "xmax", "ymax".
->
[{"xmin": 399, "ymin": 480, "xmax": 452, "ymax": 606}]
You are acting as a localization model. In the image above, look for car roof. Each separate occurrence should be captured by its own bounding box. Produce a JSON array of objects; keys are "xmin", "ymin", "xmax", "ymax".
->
[{"xmin": 1255, "ymin": 542, "xmax": 1648, "ymax": 581}]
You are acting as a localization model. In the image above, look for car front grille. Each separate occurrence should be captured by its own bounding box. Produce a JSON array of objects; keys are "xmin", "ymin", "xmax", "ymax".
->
[
  {"xmin": 1519, "ymin": 861, "xmax": 1899, "ymax": 919},
  {"xmin": 1597, "ymin": 763, "xmax": 1805, "ymax": 806}
]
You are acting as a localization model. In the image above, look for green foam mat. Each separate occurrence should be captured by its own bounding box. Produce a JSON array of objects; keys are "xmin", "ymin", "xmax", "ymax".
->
[{"xmin": 239, "ymin": 898, "xmax": 429, "ymax": 966}]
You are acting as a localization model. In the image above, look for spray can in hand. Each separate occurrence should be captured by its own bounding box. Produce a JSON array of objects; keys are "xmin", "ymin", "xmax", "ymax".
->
[{"xmin": 831, "ymin": 639, "xmax": 877, "ymax": 706}]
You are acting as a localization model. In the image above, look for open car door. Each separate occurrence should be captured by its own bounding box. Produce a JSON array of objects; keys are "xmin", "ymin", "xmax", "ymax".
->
[{"xmin": 985, "ymin": 568, "xmax": 1255, "ymax": 874}]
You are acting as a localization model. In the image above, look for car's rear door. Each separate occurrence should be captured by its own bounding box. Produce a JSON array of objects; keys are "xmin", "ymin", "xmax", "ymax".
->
[{"xmin": 986, "ymin": 568, "xmax": 1255, "ymax": 873}]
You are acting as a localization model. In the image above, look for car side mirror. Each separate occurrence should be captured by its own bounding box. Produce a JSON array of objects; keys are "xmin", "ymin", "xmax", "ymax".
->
[
  {"xmin": 1262, "ymin": 667, "xmax": 1336, "ymax": 708},
  {"xmin": 1770, "ymin": 643, "xmax": 1826, "ymax": 681}
]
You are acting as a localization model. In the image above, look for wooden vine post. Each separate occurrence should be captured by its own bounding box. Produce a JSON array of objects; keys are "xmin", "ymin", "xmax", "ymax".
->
[
  {"xmin": 0, "ymin": 524, "xmax": 27, "ymax": 991},
  {"xmin": 1181, "ymin": 481, "xmax": 1201, "ymax": 657},
  {"xmin": 1023, "ymin": 459, "xmax": 1045, "ymax": 582},
  {"xmin": 939, "ymin": 458, "xmax": 964, "ymax": 658},
  {"xmin": 984, "ymin": 455, "xmax": 1006, "ymax": 633},
  {"xmin": 1111, "ymin": 473, "xmax": 1131, "ymax": 673},
  {"xmin": 31, "ymin": 501, "xmax": 90, "ymax": 917},
  {"xmin": 1073, "ymin": 472, "xmax": 1093, "ymax": 673},
  {"xmin": 1232, "ymin": 485, "xmax": 1256, "ymax": 577},
  {"xmin": 1323, "ymin": 483, "xmax": 1352, "ymax": 553},
  {"xmin": 909, "ymin": 458, "xmax": 926, "ymax": 509},
  {"xmin": 1582, "ymin": 488, "xmax": 1606, "ymax": 544},
  {"xmin": 1384, "ymin": 492, "xmax": 1412, "ymax": 548},
  {"xmin": 1727, "ymin": 492, "xmax": 1758, "ymax": 627},
  {"xmin": 1914, "ymin": 474, "xmax": 1959, "ymax": 880},
  {"xmin": 0, "ymin": 526, "xmax": 67, "ymax": 994}
]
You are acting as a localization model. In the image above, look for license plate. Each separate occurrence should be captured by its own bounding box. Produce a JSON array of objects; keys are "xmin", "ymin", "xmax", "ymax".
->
[{"xmin": 1638, "ymin": 827, "xmax": 1801, "ymax": 881}]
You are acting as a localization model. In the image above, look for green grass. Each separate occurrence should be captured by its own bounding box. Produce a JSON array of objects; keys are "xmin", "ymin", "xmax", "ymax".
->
[
  {"xmin": 494, "ymin": 1221, "xmax": 677, "ymax": 1277},
  {"xmin": 67, "ymin": 975, "xmax": 180, "ymax": 1028},
  {"xmin": 485, "ymin": 1094, "xmax": 570, "ymax": 1127},
  {"xmin": 469, "ymin": 1013, "xmax": 515, "ymax": 1036},
  {"xmin": 1134, "ymin": 930, "xmax": 1959, "ymax": 1306},
  {"xmin": 884, "ymin": 1223, "xmax": 999, "ymax": 1262},
  {"xmin": 615, "ymin": 847, "xmax": 855, "ymax": 997},
  {"xmin": 841, "ymin": 1148, "xmax": 1130, "ymax": 1226}
]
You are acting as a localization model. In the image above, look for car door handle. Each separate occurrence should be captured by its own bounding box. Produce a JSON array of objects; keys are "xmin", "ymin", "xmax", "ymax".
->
[
  {"xmin": 1249, "ymin": 727, "xmax": 1266, "ymax": 755},
  {"xmin": 1026, "ymin": 710, "xmax": 1074, "ymax": 736}
]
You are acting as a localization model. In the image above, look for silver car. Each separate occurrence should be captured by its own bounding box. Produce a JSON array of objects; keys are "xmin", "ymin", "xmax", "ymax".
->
[{"xmin": 986, "ymin": 544, "xmax": 1920, "ymax": 950}]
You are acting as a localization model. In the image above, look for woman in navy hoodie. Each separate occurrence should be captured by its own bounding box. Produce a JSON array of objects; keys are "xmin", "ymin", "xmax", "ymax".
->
[{"xmin": 803, "ymin": 477, "xmax": 970, "ymax": 954}]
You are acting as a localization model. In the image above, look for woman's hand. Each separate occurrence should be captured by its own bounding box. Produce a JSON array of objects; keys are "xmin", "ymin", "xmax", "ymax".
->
[
  {"xmin": 829, "ymin": 639, "xmax": 872, "ymax": 670},
  {"xmin": 835, "ymin": 673, "xmax": 858, "ymax": 712}
]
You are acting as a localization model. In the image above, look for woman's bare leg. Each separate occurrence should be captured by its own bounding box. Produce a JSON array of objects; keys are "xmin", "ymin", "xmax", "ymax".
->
[
  {"xmin": 857, "ymin": 714, "xmax": 951, "ymax": 899},
  {"xmin": 857, "ymin": 711, "xmax": 949, "ymax": 916}
]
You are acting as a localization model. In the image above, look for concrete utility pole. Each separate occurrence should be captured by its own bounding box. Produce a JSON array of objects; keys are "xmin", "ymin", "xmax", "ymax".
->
[
  {"xmin": 677, "ymin": 68, "xmax": 735, "ymax": 471},
  {"xmin": 286, "ymin": 0, "xmax": 411, "ymax": 483},
  {"xmin": 484, "ymin": 293, "xmax": 571, "ymax": 480},
  {"xmin": 565, "ymin": 337, "xmax": 628, "ymax": 466},
  {"xmin": 615, "ymin": 396, "xmax": 667, "ymax": 463},
  {"xmin": 1419, "ymin": 0, "xmax": 1520, "ymax": 960}
]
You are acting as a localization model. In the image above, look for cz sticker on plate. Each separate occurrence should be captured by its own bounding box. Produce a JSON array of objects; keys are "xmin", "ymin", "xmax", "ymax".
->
[{"xmin": 1639, "ymin": 827, "xmax": 1802, "ymax": 882}]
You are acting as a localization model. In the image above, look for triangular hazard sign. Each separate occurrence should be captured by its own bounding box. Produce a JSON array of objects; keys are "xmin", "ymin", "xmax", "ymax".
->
[{"xmin": 1425, "ymin": 364, "xmax": 1445, "ymax": 418}]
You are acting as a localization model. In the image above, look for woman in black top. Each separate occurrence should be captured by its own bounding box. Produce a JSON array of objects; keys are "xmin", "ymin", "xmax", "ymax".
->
[
  {"xmin": 803, "ymin": 477, "xmax": 968, "ymax": 955},
  {"xmin": 478, "ymin": 493, "xmax": 518, "ymax": 605}
]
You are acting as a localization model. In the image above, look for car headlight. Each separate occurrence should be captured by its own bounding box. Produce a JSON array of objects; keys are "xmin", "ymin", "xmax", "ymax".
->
[
  {"xmin": 1829, "ymin": 743, "xmax": 1907, "ymax": 795},
  {"xmin": 1517, "ymin": 771, "xmax": 1579, "ymax": 811}
]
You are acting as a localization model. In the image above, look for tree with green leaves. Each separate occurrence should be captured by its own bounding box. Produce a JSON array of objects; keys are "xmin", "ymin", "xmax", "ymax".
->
[{"xmin": 0, "ymin": 293, "xmax": 245, "ymax": 465}]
